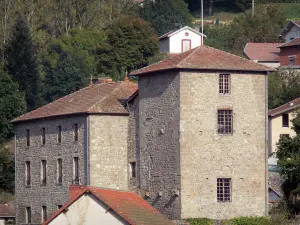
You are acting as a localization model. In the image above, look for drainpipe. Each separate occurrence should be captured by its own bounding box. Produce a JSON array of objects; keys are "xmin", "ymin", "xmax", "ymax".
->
[
  {"xmin": 265, "ymin": 73, "xmax": 269, "ymax": 216},
  {"xmin": 85, "ymin": 116, "xmax": 90, "ymax": 185}
]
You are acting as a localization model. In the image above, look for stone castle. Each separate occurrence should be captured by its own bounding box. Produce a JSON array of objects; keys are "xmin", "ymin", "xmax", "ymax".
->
[{"xmin": 12, "ymin": 46, "xmax": 273, "ymax": 224}]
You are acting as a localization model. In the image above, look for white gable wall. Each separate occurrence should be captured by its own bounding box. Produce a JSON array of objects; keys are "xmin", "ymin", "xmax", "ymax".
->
[
  {"xmin": 284, "ymin": 24, "xmax": 300, "ymax": 42},
  {"xmin": 49, "ymin": 194, "xmax": 127, "ymax": 225},
  {"xmin": 168, "ymin": 29, "xmax": 203, "ymax": 53}
]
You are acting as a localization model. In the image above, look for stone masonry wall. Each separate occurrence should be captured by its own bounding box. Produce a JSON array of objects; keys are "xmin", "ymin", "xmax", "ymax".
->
[
  {"xmin": 138, "ymin": 71, "xmax": 181, "ymax": 219},
  {"xmin": 89, "ymin": 115, "xmax": 128, "ymax": 190},
  {"xmin": 179, "ymin": 71, "xmax": 267, "ymax": 219},
  {"xmin": 15, "ymin": 116, "xmax": 87, "ymax": 225},
  {"xmin": 127, "ymin": 95, "xmax": 139, "ymax": 191}
]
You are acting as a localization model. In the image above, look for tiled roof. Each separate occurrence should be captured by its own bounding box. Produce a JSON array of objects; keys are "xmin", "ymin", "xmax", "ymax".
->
[
  {"xmin": 130, "ymin": 45, "xmax": 275, "ymax": 76},
  {"xmin": 0, "ymin": 201, "xmax": 15, "ymax": 218},
  {"xmin": 268, "ymin": 97, "xmax": 300, "ymax": 117},
  {"xmin": 12, "ymin": 81, "xmax": 137, "ymax": 123},
  {"xmin": 244, "ymin": 43, "xmax": 281, "ymax": 62},
  {"xmin": 294, "ymin": 20, "xmax": 300, "ymax": 27},
  {"xmin": 43, "ymin": 186, "xmax": 173, "ymax": 225},
  {"xmin": 279, "ymin": 37, "xmax": 300, "ymax": 48}
]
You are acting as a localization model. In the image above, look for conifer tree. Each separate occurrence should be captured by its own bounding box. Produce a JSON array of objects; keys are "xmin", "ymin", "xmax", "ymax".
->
[{"xmin": 5, "ymin": 15, "xmax": 42, "ymax": 112}]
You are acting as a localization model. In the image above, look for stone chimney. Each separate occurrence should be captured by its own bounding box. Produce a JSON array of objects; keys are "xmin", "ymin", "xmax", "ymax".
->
[{"xmin": 90, "ymin": 77, "xmax": 113, "ymax": 85}]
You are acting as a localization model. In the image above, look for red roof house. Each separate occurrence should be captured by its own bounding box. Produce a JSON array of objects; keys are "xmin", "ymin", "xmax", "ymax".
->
[
  {"xmin": 279, "ymin": 37, "xmax": 300, "ymax": 68},
  {"xmin": 244, "ymin": 43, "xmax": 281, "ymax": 68},
  {"xmin": 43, "ymin": 186, "xmax": 173, "ymax": 225}
]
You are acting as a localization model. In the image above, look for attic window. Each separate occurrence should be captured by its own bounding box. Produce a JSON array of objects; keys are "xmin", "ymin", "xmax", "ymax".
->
[
  {"xmin": 219, "ymin": 74, "xmax": 230, "ymax": 94},
  {"xmin": 282, "ymin": 114, "xmax": 289, "ymax": 127}
]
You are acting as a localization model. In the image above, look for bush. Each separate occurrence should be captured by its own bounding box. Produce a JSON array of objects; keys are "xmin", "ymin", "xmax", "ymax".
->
[
  {"xmin": 187, "ymin": 218, "xmax": 213, "ymax": 225},
  {"xmin": 230, "ymin": 217, "xmax": 270, "ymax": 225}
]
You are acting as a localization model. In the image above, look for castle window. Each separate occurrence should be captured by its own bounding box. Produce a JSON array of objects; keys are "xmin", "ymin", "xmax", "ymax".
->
[
  {"xmin": 57, "ymin": 159, "xmax": 62, "ymax": 184},
  {"xmin": 57, "ymin": 126, "xmax": 62, "ymax": 143},
  {"xmin": 282, "ymin": 114, "xmax": 289, "ymax": 127},
  {"xmin": 41, "ymin": 160, "xmax": 47, "ymax": 185},
  {"xmin": 218, "ymin": 110, "xmax": 233, "ymax": 134},
  {"xmin": 74, "ymin": 124, "xmax": 78, "ymax": 141},
  {"xmin": 42, "ymin": 127, "xmax": 46, "ymax": 145},
  {"xmin": 129, "ymin": 162, "xmax": 136, "ymax": 178},
  {"xmin": 217, "ymin": 178, "xmax": 231, "ymax": 202},
  {"xmin": 26, "ymin": 129, "xmax": 30, "ymax": 147},
  {"xmin": 41, "ymin": 206, "xmax": 47, "ymax": 223},
  {"xmin": 58, "ymin": 205, "xmax": 62, "ymax": 209},
  {"xmin": 26, "ymin": 207, "xmax": 31, "ymax": 224},
  {"xmin": 73, "ymin": 157, "xmax": 79, "ymax": 184},
  {"xmin": 25, "ymin": 161, "xmax": 31, "ymax": 186},
  {"xmin": 219, "ymin": 74, "xmax": 230, "ymax": 94}
]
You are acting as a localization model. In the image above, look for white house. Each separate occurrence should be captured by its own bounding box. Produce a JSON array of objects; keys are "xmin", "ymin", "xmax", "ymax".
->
[
  {"xmin": 159, "ymin": 26, "xmax": 206, "ymax": 53},
  {"xmin": 279, "ymin": 20, "xmax": 300, "ymax": 42},
  {"xmin": 43, "ymin": 186, "xmax": 172, "ymax": 225}
]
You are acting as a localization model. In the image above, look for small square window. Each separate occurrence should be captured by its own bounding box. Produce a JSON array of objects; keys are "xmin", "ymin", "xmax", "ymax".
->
[
  {"xmin": 219, "ymin": 74, "xmax": 231, "ymax": 94},
  {"xmin": 218, "ymin": 110, "xmax": 233, "ymax": 134},
  {"xmin": 26, "ymin": 129, "xmax": 30, "ymax": 147},
  {"xmin": 42, "ymin": 127, "xmax": 46, "ymax": 145},
  {"xmin": 282, "ymin": 114, "xmax": 289, "ymax": 127},
  {"xmin": 57, "ymin": 126, "xmax": 62, "ymax": 143},
  {"xmin": 26, "ymin": 207, "xmax": 31, "ymax": 224},
  {"xmin": 289, "ymin": 56, "xmax": 295, "ymax": 66},
  {"xmin": 129, "ymin": 162, "xmax": 136, "ymax": 178},
  {"xmin": 217, "ymin": 178, "xmax": 231, "ymax": 202}
]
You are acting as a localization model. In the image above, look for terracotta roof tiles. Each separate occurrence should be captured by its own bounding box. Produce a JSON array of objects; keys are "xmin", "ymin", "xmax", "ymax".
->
[
  {"xmin": 130, "ymin": 45, "xmax": 275, "ymax": 76},
  {"xmin": 12, "ymin": 81, "xmax": 137, "ymax": 123},
  {"xmin": 279, "ymin": 37, "xmax": 300, "ymax": 48},
  {"xmin": 43, "ymin": 186, "xmax": 173, "ymax": 225},
  {"xmin": 269, "ymin": 97, "xmax": 300, "ymax": 117},
  {"xmin": 0, "ymin": 202, "xmax": 15, "ymax": 218},
  {"xmin": 244, "ymin": 43, "xmax": 281, "ymax": 62}
]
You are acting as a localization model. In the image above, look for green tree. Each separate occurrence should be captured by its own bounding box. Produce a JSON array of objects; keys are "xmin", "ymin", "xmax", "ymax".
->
[
  {"xmin": 277, "ymin": 112, "xmax": 300, "ymax": 215},
  {"xmin": 5, "ymin": 15, "xmax": 42, "ymax": 111},
  {"xmin": 98, "ymin": 15, "xmax": 158, "ymax": 80},
  {"xmin": 0, "ymin": 142, "xmax": 14, "ymax": 193},
  {"xmin": 268, "ymin": 70, "xmax": 300, "ymax": 109},
  {"xmin": 43, "ymin": 51, "xmax": 91, "ymax": 102},
  {"xmin": 0, "ymin": 69, "xmax": 26, "ymax": 142},
  {"xmin": 139, "ymin": 0, "xmax": 192, "ymax": 36}
]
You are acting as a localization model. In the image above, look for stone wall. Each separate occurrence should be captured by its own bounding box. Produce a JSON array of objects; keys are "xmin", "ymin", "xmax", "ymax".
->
[
  {"xmin": 89, "ymin": 115, "xmax": 128, "ymax": 190},
  {"xmin": 127, "ymin": 95, "xmax": 139, "ymax": 190},
  {"xmin": 138, "ymin": 71, "xmax": 181, "ymax": 219},
  {"xmin": 179, "ymin": 71, "xmax": 268, "ymax": 219},
  {"xmin": 15, "ymin": 116, "xmax": 87, "ymax": 225}
]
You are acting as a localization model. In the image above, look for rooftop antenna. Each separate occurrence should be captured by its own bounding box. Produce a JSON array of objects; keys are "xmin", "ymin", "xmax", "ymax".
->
[{"xmin": 201, "ymin": 0, "xmax": 204, "ymax": 45}]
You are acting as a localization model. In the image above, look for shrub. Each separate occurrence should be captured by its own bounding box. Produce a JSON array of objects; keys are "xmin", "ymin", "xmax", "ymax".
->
[
  {"xmin": 230, "ymin": 217, "xmax": 270, "ymax": 225},
  {"xmin": 187, "ymin": 218, "xmax": 213, "ymax": 225}
]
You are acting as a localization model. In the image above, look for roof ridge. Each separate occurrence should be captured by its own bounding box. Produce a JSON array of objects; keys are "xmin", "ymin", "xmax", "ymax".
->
[
  {"xmin": 177, "ymin": 47, "xmax": 200, "ymax": 67},
  {"xmin": 205, "ymin": 45, "xmax": 272, "ymax": 71},
  {"xmin": 280, "ymin": 36, "xmax": 300, "ymax": 47},
  {"xmin": 86, "ymin": 82, "xmax": 122, "ymax": 112},
  {"xmin": 269, "ymin": 97, "xmax": 300, "ymax": 113}
]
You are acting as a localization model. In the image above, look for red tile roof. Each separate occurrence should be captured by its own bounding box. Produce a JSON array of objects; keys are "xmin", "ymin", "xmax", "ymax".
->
[
  {"xmin": 268, "ymin": 97, "xmax": 300, "ymax": 117},
  {"xmin": 0, "ymin": 201, "xmax": 15, "ymax": 218},
  {"xmin": 130, "ymin": 45, "xmax": 275, "ymax": 76},
  {"xmin": 43, "ymin": 186, "xmax": 173, "ymax": 225},
  {"xmin": 244, "ymin": 43, "xmax": 281, "ymax": 62},
  {"xmin": 279, "ymin": 37, "xmax": 300, "ymax": 48},
  {"xmin": 12, "ymin": 81, "xmax": 137, "ymax": 123}
]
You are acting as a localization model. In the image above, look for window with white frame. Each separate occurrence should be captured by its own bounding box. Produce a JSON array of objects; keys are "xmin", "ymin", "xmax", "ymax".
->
[
  {"xmin": 25, "ymin": 161, "xmax": 31, "ymax": 186},
  {"xmin": 219, "ymin": 74, "xmax": 230, "ymax": 94},
  {"xmin": 217, "ymin": 178, "xmax": 231, "ymax": 202}
]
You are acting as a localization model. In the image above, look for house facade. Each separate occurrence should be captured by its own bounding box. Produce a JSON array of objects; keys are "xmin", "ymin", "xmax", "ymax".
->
[
  {"xmin": 279, "ymin": 20, "xmax": 300, "ymax": 42},
  {"xmin": 42, "ymin": 186, "xmax": 172, "ymax": 225},
  {"xmin": 131, "ymin": 46, "xmax": 273, "ymax": 220},
  {"xmin": 159, "ymin": 26, "xmax": 206, "ymax": 53},
  {"xmin": 279, "ymin": 37, "xmax": 300, "ymax": 68},
  {"xmin": 13, "ymin": 80, "xmax": 137, "ymax": 225},
  {"xmin": 268, "ymin": 97, "xmax": 300, "ymax": 155},
  {"xmin": 244, "ymin": 43, "xmax": 281, "ymax": 68}
]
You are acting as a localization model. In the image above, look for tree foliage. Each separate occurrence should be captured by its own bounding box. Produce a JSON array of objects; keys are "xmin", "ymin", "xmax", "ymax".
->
[
  {"xmin": 5, "ymin": 15, "xmax": 42, "ymax": 111},
  {"xmin": 139, "ymin": 0, "xmax": 192, "ymax": 36},
  {"xmin": 0, "ymin": 69, "xmax": 26, "ymax": 142},
  {"xmin": 0, "ymin": 142, "xmax": 14, "ymax": 193},
  {"xmin": 268, "ymin": 70, "xmax": 300, "ymax": 109},
  {"xmin": 98, "ymin": 15, "xmax": 159, "ymax": 80}
]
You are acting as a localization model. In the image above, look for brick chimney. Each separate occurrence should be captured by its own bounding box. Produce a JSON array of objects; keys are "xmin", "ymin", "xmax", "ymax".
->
[{"xmin": 90, "ymin": 77, "xmax": 113, "ymax": 85}]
